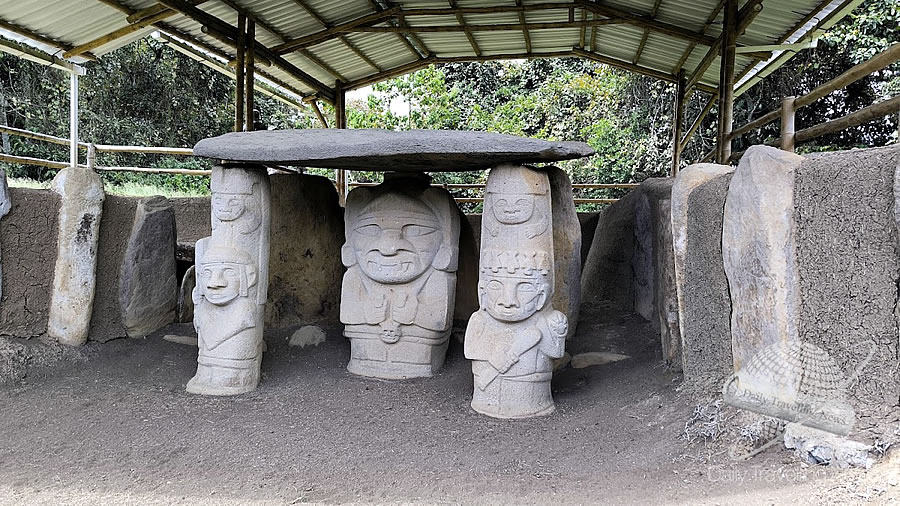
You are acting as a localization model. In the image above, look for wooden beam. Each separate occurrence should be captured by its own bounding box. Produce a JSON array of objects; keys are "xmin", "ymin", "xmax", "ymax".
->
[
  {"xmin": 235, "ymin": 13, "xmax": 245, "ymax": 132},
  {"xmin": 449, "ymin": 0, "xmax": 481, "ymax": 56},
  {"xmin": 287, "ymin": 0, "xmax": 381, "ymax": 77},
  {"xmin": 686, "ymin": 0, "xmax": 763, "ymax": 92},
  {"xmin": 680, "ymin": 94, "xmax": 716, "ymax": 151},
  {"xmin": 794, "ymin": 95, "xmax": 900, "ymax": 144},
  {"xmin": 0, "ymin": 17, "xmax": 97, "ymax": 61},
  {"xmin": 672, "ymin": 0, "xmax": 724, "ymax": 74},
  {"xmin": 63, "ymin": 10, "xmax": 175, "ymax": 58},
  {"xmin": 633, "ymin": 0, "xmax": 663, "ymax": 65},
  {"xmin": 310, "ymin": 100, "xmax": 329, "ymax": 128},
  {"xmin": 126, "ymin": 4, "xmax": 172, "ymax": 23},
  {"xmin": 578, "ymin": 0, "xmax": 718, "ymax": 46},
  {"xmin": 716, "ymin": 0, "xmax": 737, "ymax": 163},
  {"xmin": 271, "ymin": 7, "xmax": 400, "ymax": 54},
  {"xmin": 0, "ymin": 37, "xmax": 85, "ymax": 74},
  {"xmin": 344, "ymin": 19, "xmax": 623, "ymax": 34},
  {"xmin": 366, "ymin": 0, "xmax": 428, "ymax": 58},
  {"xmin": 516, "ymin": 0, "xmax": 532, "ymax": 53},
  {"xmin": 574, "ymin": 47, "xmax": 683, "ymax": 85},
  {"xmin": 245, "ymin": 18, "xmax": 255, "ymax": 132},
  {"xmin": 400, "ymin": 3, "xmax": 586, "ymax": 16},
  {"xmin": 671, "ymin": 69, "xmax": 685, "ymax": 176},
  {"xmin": 347, "ymin": 57, "xmax": 436, "ymax": 90},
  {"xmin": 157, "ymin": 0, "xmax": 334, "ymax": 100}
]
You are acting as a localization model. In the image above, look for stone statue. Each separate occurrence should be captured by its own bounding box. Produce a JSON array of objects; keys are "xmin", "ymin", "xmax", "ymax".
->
[
  {"xmin": 340, "ymin": 173, "xmax": 460, "ymax": 379},
  {"xmin": 187, "ymin": 165, "xmax": 270, "ymax": 395},
  {"xmin": 465, "ymin": 165, "xmax": 567, "ymax": 418}
]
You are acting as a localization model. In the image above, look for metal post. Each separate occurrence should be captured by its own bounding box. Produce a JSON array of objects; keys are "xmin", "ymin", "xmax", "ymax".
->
[
  {"xmin": 245, "ymin": 19, "xmax": 255, "ymax": 132},
  {"xmin": 69, "ymin": 72, "xmax": 78, "ymax": 167},
  {"xmin": 717, "ymin": 0, "xmax": 737, "ymax": 164},
  {"xmin": 234, "ymin": 14, "xmax": 246, "ymax": 132},
  {"xmin": 671, "ymin": 70, "xmax": 685, "ymax": 177},
  {"xmin": 780, "ymin": 96, "xmax": 796, "ymax": 152}
]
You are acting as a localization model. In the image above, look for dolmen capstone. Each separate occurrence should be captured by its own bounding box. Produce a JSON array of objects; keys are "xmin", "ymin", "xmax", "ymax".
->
[
  {"xmin": 465, "ymin": 165, "xmax": 568, "ymax": 418},
  {"xmin": 191, "ymin": 129, "xmax": 594, "ymax": 401},
  {"xmin": 341, "ymin": 173, "xmax": 460, "ymax": 379}
]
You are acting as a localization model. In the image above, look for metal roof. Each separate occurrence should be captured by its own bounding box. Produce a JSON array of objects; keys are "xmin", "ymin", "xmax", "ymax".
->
[{"xmin": 0, "ymin": 0, "xmax": 865, "ymax": 104}]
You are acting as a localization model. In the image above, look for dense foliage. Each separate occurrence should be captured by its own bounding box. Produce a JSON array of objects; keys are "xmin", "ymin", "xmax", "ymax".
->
[{"xmin": 0, "ymin": 0, "xmax": 895, "ymax": 203}]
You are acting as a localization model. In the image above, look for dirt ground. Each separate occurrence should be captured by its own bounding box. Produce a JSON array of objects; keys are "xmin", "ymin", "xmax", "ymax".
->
[{"xmin": 0, "ymin": 302, "xmax": 897, "ymax": 505}]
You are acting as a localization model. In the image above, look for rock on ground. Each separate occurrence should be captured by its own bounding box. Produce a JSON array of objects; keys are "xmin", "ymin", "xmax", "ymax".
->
[
  {"xmin": 119, "ymin": 196, "xmax": 177, "ymax": 338},
  {"xmin": 288, "ymin": 326, "xmax": 326, "ymax": 348},
  {"xmin": 783, "ymin": 422, "xmax": 874, "ymax": 469},
  {"xmin": 571, "ymin": 351, "xmax": 630, "ymax": 368}
]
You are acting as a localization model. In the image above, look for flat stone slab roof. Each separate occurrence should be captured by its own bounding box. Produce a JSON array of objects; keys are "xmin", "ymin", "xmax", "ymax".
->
[{"xmin": 193, "ymin": 129, "xmax": 595, "ymax": 171}]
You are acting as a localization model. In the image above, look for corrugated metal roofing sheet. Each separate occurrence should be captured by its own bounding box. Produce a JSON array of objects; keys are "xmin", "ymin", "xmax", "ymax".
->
[{"xmin": 0, "ymin": 0, "xmax": 862, "ymax": 101}]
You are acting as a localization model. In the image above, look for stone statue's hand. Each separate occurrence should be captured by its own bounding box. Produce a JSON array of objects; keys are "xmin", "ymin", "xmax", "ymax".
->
[
  {"xmin": 548, "ymin": 311, "xmax": 568, "ymax": 338},
  {"xmin": 364, "ymin": 294, "xmax": 389, "ymax": 324},
  {"xmin": 500, "ymin": 350, "xmax": 519, "ymax": 373}
]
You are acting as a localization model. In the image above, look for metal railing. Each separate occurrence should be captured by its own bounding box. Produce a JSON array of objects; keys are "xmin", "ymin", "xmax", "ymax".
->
[
  {"xmin": 701, "ymin": 43, "xmax": 900, "ymax": 163},
  {"xmin": 348, "ymin": 181, "xmax": 636, "ymax": 205}
]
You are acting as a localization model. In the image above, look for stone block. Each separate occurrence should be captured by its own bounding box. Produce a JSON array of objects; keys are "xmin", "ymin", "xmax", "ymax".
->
[
  {"xmin": 724, "ymin": 145, "xmax": 804, "ymax": 372},
  {"xmin": 545, "ymin": 166, "xmax": 581, "ymax": 338},
  {"xmin": 119, "ymin": 196, "xmax": 177, "ymax": 337},
  {"xmin": 341, "ymin": 173, "xmax": 459, "ymax": 379},
  {"xmin": 47, "ymin": 168, "xmax": 105, "ymax": 346},
  {"xmin": 580, "ymin": 189, "xmax": 640, "ymax": 309},
  {"xmin": 88, "ymin": 196, "xmax": 138, "ymax": 342}
]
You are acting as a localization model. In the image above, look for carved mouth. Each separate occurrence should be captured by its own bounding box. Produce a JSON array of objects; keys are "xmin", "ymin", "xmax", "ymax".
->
[{"xmin": 367, "ymin": 260, "xmax": 413, "ymax": 277}]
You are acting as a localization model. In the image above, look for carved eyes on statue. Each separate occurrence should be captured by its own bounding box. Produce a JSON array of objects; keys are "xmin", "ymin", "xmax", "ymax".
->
[
  {"xmin": 487, "ymin": 280, "xmax": 503, "ymax": 292},
  {"xmin": 355, "ymin": 224, "xmax": 381, "ymax": 237},
  {"xmin": 517, "ymin": 282, "xmax": 538, "ymax": 300},
  {"xmin": 402, "ymin": 224, "xmax": 437, "ymax": 237}
]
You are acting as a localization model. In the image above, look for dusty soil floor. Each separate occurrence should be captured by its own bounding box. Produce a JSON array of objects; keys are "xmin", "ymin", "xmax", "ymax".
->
[{"xmin": 0, "ymin": 302, "xmax": 897, "ymax": 505}]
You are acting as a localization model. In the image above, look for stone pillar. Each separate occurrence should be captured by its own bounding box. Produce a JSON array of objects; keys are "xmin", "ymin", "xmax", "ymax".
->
[
  {"xmin": 545, "ymin": 166, "xmax": 581, "ymax": 338},
  {"xmin": 340, "ymin": 173, "xmax": 460, "ymax": 379},
  {"xmin": 187, "ymin": 165, "xmax": 270, "ymax": 396},
  {"xmin": 47, "ymin": 167, "xmax": 105, "ymax": 346},
  {"xmin": 465, "ymin": 164, "xmax": 567, "ymax": 419}
]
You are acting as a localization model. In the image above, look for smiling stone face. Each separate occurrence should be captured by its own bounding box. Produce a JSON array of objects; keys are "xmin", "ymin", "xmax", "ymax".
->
[
  {"xmin": 352, "ymin": 196, "xmax": 442, "ymax": 284},
  {"xmin": 213, "ymin": 194, "xmax": 247, "ymax": 222},
  {"xmin": 196, "ymin": 243, "xmax": 257, "ymax": 306},
  {"xmin": 481, "ymin": 274, "xmax": 548, "ymax": 322},
  {"xmin": 492, "ymin": 194, "xmax": 535, "ymax": 224}
]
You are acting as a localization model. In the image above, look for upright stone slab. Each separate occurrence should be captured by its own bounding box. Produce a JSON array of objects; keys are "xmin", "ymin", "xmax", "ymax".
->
[
  {"xmin": 465, "ymin": 165, "xmax": 567, "ymax": 418},
  {"xmin": 632, "ymin": 192, "xmax": 654, "ymax": 321},
  {"xmin": 675, "ymin": 169, "xmax": 735, "ymax": 386},
  {"xmin": 723, "ymin": 146, "xmax": 804, "ymax": 371},
  {"xmin": 341, "ymin": 173, "xmax": 460, "ymax": 379},
  {"xmin": 119, "ymin": 196, "xmax": 177, "ymax": 337},
  {"xmin": 545, "ymin": 166, "xmax": 581, "ymax": 338},
  {"xmin": 654, "ymin": 198, "xmax": 680, "ymax": 368},
  {"xmin": 47, "ymin": 168, "xmax": 105, "ymax": 346},
  {"xmin": 580, "ymin": 189, "xmax": 640, "ymax": 309},
  {"xmin": 188, "ymin": 165, "xmax": 271, "ymax": 396}
]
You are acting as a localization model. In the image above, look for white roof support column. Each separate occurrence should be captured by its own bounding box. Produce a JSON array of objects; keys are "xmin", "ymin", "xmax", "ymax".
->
[{"xmin": 69, "ymin": 71, "xmax": 78, "ymax": 168}]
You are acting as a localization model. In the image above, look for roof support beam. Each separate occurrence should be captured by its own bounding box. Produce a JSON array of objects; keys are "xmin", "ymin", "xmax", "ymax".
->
[
  {"xmin": 62, "ymin": 9, "xmax": 176, "ymax": 58},
  {"xmin": 272, "ymin": 7, "xmax": 400, "ymax": 54},
  {"xmin": 578, "ymin": 0, "xmax": 718, "ymax": 47},
  {"xmin": 515, "ymin": 0, "xmax": 531, "ymax": 53},
  {"xmin": 716, "ymin": 0, "xmax": 737, "ymax": 164},
  {"xmin": 156, "ymin": 0, "xmax": 334, "ymax": 101},
  {"xmin": 632, "ymin": 0, "xmax": 663, "ymax": 65},
  {"xmin": 287, "ymin": 0, "xmax": 381, "ymax": 75},
  {"xmin": 573, "ymin": 47, "xmax": 716, "ymax": 93},
  {"xmin": 685, "ymin": 0, "xmax": 763, "ymax": 92},
  {"xmin": 0, "ymin": 37, "xmax": 85, "ymax": 74},
  {"xmin": 0, "ymin": 17, "xmax": 98, "ymax": 61},
  {"xmin": 449, "ymin": 0, "xmax": 481, "ymax": 56},
  {"xmin": 672, "ymin": 0, "xmax": 725, "ymax": 74},
  {"xmin": 344, "ymin": 19, "xmax": 623, "ymax": 34}
]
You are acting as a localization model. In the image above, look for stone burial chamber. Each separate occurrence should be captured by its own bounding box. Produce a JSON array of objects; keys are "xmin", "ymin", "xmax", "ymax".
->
[{"xmin": 191, "ymin": 128, "xmax": 593, "ymax": 418}]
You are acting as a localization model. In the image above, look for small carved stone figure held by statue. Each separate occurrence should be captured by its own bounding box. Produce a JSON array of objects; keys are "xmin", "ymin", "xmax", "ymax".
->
[
  {"xmin": 340, "ymin": 173, "xmax": 460, "ymax": 379},
  {"xmin": 465, "ymin": 165, "xmax": 567, "ymax": 418}
]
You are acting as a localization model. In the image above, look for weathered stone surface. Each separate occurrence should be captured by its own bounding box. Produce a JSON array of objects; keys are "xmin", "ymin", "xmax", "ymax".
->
[
  {"xmin": 88, "ymin": 196, "xmax": 138, "ymax": 342},
  {"xmin": 163, "ymin": 334, "xmax": 198, "ymax": 346},
  {"xmin": 580, "ymin": 189, "xmax": 640, "ymax": 309},
  {"xmin": 47, "ymin": 168, "xmax": 105, "ymax": 346},
  {"xmin": 177, "ymin": 266, "xmax": 196, "ymax": 323},
  {"xmin": 545, "ymin": 166, "xmax": 581, "ymax": 338},
  {"xmin": 671, "ymin": 163, "xmax": 732, "ymax": 362},
  {"xmin": 570, "ymin": 351, "xmax": 630, "ymax": 368},
  {"xmin": 341, "ymin": 173, "xmax": 459, "ymax": 379},
  {"xmin": 654, "ymin": 198, "xmax": 680, "ymax": 369},
  {"xmin": 453, "ymin": 211, "xmax": 480, "ymax": 324},
  {"xmin": 170, "ymin": 197, "xmax": 212, "ymax": 244},
  {"xmin": 724, "ymin": 146, "xmax": 804, "ymax": 372},
  {"xmin": 288, "ymin": 325, "xmax": 326, "ymax": 348},
  {"xmin": 193, "ymin": 129, "xmax": 594, "ymax": 171},
  {"xmin": 0, "ymin": 188, "xmax": 59, "ymax": 337},
  {"xmin": 632, "ymin": 192, "xmax": 654, "ymax": 321},
  {"xmin": 795, "ymin": 145, "xmax": 900, "ymax": 411},
  {"xmin": 679, "ymin": 172, "xmax": 735, "ymax": 386},
  {"xmin": 552, "ymin": 352, "xmax": 571, "ymax": 371},
  {"xmin": 0, "ymin": 168, "xmax": 11, "ymax": 301},
  {"xmin": 783, "ymin": 423, "xmax": 874, "ymax": 469},
  {"xmin": 266, "ymin": 173, "xmax": 344, "ymax": 327},
  {"xmin": 465, "ymin": 165, "xmax": 567, "ymax": 419},
  {"xmin": 119, "ymin": 196, "xmax": 177, "ymax": 337},
  {"xmin": 188, "ymin": 166, "xmax": 271, "ymax": 396}
]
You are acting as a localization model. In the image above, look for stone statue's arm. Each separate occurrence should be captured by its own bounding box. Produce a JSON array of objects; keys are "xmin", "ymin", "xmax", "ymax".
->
[
  {"xmin": 340, "ymin": 268, "xmax": 383, "ymax": 325},
  {"xmin": 412, "ymin": 273, "xmax": 452, "ymax": 331},
  {"xmin": 494, "ymin": 327, "xmax": 542, "ymax": 372},
  {"xmin": 538, "ymin": 310, "xmax": 568, "ymax": 359}
]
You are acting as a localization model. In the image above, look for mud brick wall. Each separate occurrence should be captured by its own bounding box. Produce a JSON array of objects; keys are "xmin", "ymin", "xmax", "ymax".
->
[
  {"xmin": 681, "ymin": 174, "xmax": 734, "ymax": 385},
  {"xmin": 0, "ymin": 188, "xmax": 60, "ymax": 337},
  {"xmin": 795, "ymin": 145, "xmax": 900, "ymax": 412}
]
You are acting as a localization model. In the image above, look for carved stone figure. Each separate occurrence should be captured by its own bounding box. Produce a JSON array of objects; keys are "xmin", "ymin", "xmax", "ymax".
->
[
  {"xmin": 465, "ymin": 165, "xmax": 567, "ymax": 418},
  {"xmin": 187, "ymin": 165, "xmax": 270, "ymax": 395},
  {"xmin": 341, "ymin": 173, "xmax": 460, "ymax": 379}
]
